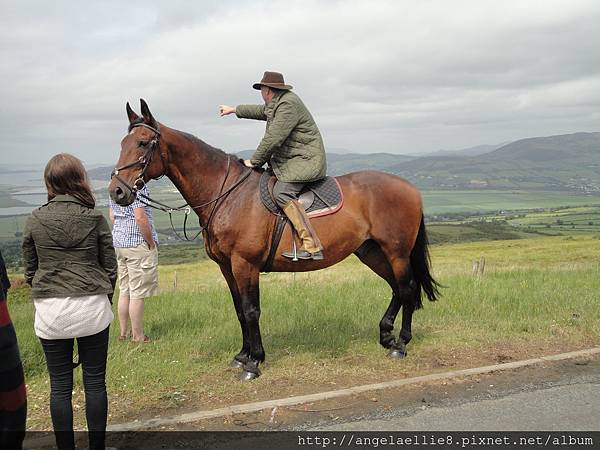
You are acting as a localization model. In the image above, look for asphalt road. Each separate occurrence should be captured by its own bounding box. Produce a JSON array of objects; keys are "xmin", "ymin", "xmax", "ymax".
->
[
  {"xmin": 300, "ymin": 355, "xmax": 600, "ymax": 432},
  {"xmin": 316, "ymin": 379, "xmax": 600, "ymax": 431}
]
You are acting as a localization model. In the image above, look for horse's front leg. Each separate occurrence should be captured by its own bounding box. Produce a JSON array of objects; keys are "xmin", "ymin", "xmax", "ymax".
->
[
  {"xmin": 230, "ymin": 256, "xmax": 264, "ymax": 381},
  {"xmin": 219, "ymin": 264, "xmax": 250, "ymax": 369}
]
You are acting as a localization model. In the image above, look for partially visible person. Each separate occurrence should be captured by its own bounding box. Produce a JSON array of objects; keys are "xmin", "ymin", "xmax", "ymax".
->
[
  {"xmin": 0, "ymin": 249, "xmax": 26, "ymax": 450},
  {"xmin": 108, "ymin": 184, "xmax": 158, "ymax": 343},
  {"xmin": 22, "ymin": 153, "xmax": 116, "ymax": 450}
]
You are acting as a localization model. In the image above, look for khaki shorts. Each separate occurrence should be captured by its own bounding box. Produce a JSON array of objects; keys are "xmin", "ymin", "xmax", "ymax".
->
[{"xmin": 116, "ymin": 243, "xmax": 158, "ymax": 299}]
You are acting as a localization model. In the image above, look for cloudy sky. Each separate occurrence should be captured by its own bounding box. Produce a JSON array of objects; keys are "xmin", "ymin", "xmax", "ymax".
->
[{"xmin": 2, "ymin": 0, "xmax": 600, "ymax": 166}]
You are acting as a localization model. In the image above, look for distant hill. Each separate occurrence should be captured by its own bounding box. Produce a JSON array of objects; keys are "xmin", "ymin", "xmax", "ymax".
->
[
  {"xmin": 92, "ymin": 151, "xmax": 416, "ymax": 181},
  {"xmin": 235, "ymin": 149, "xmax": 414, "ymax": 175},
  {"xmin": 325, "ymin": 152, "xmax": 414, "ymax": 175},
  {"xmin": 412, "ymin": 143, "xmax": 508, "ymax": 158},
  {"xmin": 391, "ymin": 132, "xmax": 600, "ymax": 192},
  {"xmin": 88, "ymin": 132, "xmax": 600, "ymax": 193}
]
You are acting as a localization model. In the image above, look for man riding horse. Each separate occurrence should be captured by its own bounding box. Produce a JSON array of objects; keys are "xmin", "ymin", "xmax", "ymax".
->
[{"xmin": 220, "ymin": 71, "xmax": 326, "ymax": 261}]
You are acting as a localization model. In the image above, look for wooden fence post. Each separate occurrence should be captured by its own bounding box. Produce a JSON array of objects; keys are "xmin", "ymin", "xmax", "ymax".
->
[{"xmin": 473, "ymin": 257, "xmax": 486, "ymax": 276}]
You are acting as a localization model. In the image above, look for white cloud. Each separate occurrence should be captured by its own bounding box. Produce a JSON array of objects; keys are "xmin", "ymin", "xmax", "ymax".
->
[{"xmin": 1, "ymin": 0, "xmax": 600, "ymax": 164}]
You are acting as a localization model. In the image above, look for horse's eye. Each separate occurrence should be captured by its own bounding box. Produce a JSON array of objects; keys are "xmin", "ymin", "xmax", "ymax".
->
[{"xmin": 138, "ymin": 140, "xmax": 149, "ymax": 148}]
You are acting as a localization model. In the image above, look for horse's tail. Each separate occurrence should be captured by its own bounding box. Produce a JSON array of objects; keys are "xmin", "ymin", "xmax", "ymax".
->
[{"xmin": 410, "ymin": 215, "xmax": 440, "ymax": 309}]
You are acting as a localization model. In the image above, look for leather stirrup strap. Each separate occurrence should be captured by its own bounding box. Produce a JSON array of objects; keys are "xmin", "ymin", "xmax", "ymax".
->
[{"xmin": 261, "ymin": 214, "xmax": 288, "ymax": 272}]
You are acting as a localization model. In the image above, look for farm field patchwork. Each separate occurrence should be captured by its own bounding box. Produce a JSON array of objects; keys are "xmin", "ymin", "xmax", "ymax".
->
[{"xmin": 422, "ymin": 190, "xmax": 600, "ymax": 214}]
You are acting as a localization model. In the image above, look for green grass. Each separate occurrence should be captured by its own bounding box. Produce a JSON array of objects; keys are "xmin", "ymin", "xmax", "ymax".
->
[
  {"xmin": 427, "ymin": 221, "xmax": 550, "ymax": 244},
  {"xmin": 6, "ymin": 235, "xmax": 600, "ymax": 429},
  {"xmin": 0, "ymin": 215, "xmax": 28, "ymax": 240}
]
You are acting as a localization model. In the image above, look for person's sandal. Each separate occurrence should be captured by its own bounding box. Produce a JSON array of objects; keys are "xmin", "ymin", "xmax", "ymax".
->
[
  {"xmin": 118, "ymin": 333, "xmax": 130, "ymax": 342},
  {"xmin": 132, "ymin": 335, "xmax": 151, "ymax": 343}
]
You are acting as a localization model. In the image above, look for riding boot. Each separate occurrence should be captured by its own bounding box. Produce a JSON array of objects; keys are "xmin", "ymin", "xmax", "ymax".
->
[{"xmin": 282, "ymin": 201, "xmax": 324, "ymax": 260}]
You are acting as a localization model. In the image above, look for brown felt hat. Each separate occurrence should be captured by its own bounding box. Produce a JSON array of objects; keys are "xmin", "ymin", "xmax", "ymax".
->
[{"xmin": 252, "ymin": 71, "xmax": 293, "ymax": 90}]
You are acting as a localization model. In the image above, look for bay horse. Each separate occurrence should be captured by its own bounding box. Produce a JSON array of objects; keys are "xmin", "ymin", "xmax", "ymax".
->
[{"xmin": 108, "ymin": 99, "xmax": 439, "ymax": 381}]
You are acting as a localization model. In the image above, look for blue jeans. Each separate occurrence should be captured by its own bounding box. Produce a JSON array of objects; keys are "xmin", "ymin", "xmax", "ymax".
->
[{"xmin": 39, "ymin": 326, "xmax": 109, "ymax": 450}]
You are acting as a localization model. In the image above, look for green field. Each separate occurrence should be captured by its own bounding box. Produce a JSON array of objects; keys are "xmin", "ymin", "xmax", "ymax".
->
[
  {"xmin": 7, "ymin": 235, "xmax": 600, "ymax": 429},
  {"xmin": 422, "ymin": 190, "xmax": 600, "ymax": 215},
  {"xmin": 4, "ymin": 188, "xmax": 600, "ymax": 272},
  {"xmin": 3, "ymin": 188, "xmax": 599, "ymax": 239},
  {"xmin": 0, "ymin": 206, "xmax": 200, "ymax": 244},
  {"xmin": 431, "ymin": 205, "xmax": 600, "ymax": 236}
]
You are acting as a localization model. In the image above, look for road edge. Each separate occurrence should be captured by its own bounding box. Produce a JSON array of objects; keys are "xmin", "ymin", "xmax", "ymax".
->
[{"xmin": 107, "ymin": 346, "xmax": 600, "ymax": 431}]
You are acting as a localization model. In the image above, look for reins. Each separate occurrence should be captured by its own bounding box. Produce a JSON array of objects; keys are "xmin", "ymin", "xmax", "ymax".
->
[
  {"xmin": 138, "ymin": 158, "xmax": 252, "ymax": 241},
  {"xmin": 111, "ymin": 123, "xmax": 253, "ymax": 241}
]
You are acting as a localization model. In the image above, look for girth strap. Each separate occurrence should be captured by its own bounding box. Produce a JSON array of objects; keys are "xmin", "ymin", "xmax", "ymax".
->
[{"xmin": 261, "ymin": 214, "xmax": 288, "ymax": 273}]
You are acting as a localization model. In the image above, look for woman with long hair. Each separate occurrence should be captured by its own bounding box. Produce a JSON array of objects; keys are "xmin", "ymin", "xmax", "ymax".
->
[{"xmin": 22, "ymin": 153, "xmax": 117, "ymax": 450}]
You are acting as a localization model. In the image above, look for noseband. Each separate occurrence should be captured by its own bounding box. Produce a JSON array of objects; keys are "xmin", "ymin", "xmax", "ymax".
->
[{"xmin": 111, "ymin": 122, "xmax": 163, "ymax": 195}]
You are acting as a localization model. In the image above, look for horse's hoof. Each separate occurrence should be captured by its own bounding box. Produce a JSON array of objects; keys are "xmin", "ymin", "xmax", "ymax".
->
[
  {"xmin": 228, "ymin": 358, "xmax": 244, "ymax": 370},
  {"xmin": 388, "ymin": 348, "xmax": 407, "ymax": 359},
  {"xmin": 240, "ymin": 370, "xmax": 260, "ymax": 381}
]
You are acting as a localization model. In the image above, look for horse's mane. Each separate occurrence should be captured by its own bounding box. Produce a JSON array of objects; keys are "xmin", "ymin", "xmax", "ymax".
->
[
  {"xmin": 172, "ymin": 128, "xmax": 249, "ymax": 169},
  {"xmin": 129, "ymin": 120, "xmax": 250, "ymax": 169}
]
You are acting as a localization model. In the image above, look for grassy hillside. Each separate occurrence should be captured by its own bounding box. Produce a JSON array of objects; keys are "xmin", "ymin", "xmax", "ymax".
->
[{"xmin": 8, "ymin": 235, "xmax": 599, "ymax": 429}]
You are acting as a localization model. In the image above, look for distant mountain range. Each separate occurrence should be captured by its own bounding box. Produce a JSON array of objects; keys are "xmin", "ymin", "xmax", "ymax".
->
[
  {"xmin": 391, "ymin": 132, "xmax": 600, "ymax": 191},
  {"xmin": 87, "ymin": 131, "xmax": 600, "ymax": 192},
  {"xmin": 407, "ymin": 143, "xmax": 508, "ymax": 158}
]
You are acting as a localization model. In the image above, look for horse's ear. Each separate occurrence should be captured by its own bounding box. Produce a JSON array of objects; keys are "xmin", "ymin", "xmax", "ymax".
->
[
  {"xmin": 140, "ymin": 98, "xmax": 158, "ymax": 128},
  {"xmin": 126, "ymin": 102, "xmax": 139, "ymax": 124}
]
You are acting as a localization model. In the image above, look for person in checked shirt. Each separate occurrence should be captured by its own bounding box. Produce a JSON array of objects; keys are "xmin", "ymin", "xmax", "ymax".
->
[{"xmin": 109, "ymin": 184, "xmax": 159, "ymax": 343}]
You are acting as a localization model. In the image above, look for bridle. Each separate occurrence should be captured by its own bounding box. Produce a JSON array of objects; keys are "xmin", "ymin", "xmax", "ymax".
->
[
  {"xmin": 110, "ymin": 122, "xmax": 252, "ymax": 241},
  {"xmin": 111, "ymin": 122, "xmax": 164, "ymax": 196}
]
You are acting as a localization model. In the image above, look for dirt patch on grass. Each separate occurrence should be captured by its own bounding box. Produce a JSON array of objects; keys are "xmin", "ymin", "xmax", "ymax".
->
[{"xmin": 98, "ymin": 337, "xmax": 597, "ymax": 431}]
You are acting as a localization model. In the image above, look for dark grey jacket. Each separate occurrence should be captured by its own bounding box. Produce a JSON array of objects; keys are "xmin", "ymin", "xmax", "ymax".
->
[{"xmin": 22, "ymin": 195, "xmax": 117, "ymax": 299}]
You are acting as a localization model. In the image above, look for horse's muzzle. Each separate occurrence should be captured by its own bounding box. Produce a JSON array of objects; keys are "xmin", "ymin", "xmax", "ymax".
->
[{"xmin": 109, "ymin": 183, "xmax": 135, "ymax": 206}]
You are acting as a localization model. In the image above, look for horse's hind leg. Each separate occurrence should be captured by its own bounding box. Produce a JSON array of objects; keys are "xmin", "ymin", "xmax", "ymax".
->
[
  {"xmin": 386, "ymin": 254, "xmax": 418, "ymax": 359},
  {"xmin": 355, "ymin": 240, "xmax": 417, "ymax": 358},
  {"xmin": 394, "ymin": 284, "xmax": 417, "ymax": 359},
  {"xmin": 355, "ymin": 240, "xmax": 401, "ymax": 352}
]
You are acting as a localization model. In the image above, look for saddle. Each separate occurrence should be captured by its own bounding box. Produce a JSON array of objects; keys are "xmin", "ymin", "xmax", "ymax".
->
[
  {"xmin": 259, "ymin": 171, "xmax": 344, "ymax": 217},
  {"xmin": 259, "ymin": 171, "xmax": 344, "ymax": 273}
]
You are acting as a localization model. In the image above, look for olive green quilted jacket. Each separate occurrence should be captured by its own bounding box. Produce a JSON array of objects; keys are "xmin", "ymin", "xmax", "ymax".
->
[
  {"xmin": 22, "ymin": 195, "xmax": 117, "ymax": 299},
  {"xmin": 236, "ymin": 90, "xmax": 326, "ymax": 182}
]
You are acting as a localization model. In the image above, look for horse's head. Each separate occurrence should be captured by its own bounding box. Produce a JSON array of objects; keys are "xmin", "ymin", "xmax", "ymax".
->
[{"xmin": 108, "ymin": 99, "xmax": 167, "ymax": 206}]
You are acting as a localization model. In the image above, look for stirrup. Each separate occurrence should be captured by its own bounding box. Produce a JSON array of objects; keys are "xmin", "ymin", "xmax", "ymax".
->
[
  {"xmin": 282, "ymin": 249, "xmax": 324, "ymax": 260},
  {"xmin": 282, "ymin": 249, "xmax": 311, "ymax": 260}
]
